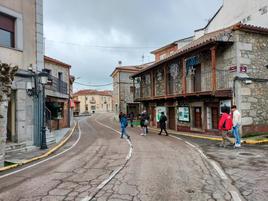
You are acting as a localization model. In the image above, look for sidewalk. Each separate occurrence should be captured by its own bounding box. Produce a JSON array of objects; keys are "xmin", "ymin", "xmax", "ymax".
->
[
  {"xmin": 1, "ymin": 123, "xmax": 76, "ymax": 171},
  {"xmin": 148, "ymin": 127, "xmax": 268, "ymax": 145}
]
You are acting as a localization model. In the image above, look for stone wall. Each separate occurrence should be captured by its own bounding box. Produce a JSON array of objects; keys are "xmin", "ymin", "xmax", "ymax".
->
[
  {"xmin": 112, "ymin": 73, "xmax": 119, "ymax": 115},
  {"xmin": 235, "ymin": 31, "xmax": 268, "ymax": 135},
  {"xmin": 238, "ymin": 80, "xmax": 268, "ymax": 135},
  {"xmin": 119, "ymin": 72, "xmax": 135, "ymax": 114},
  {"xmin": 237, "ymin": 31, "xmax": 268, "ymax": 79}
]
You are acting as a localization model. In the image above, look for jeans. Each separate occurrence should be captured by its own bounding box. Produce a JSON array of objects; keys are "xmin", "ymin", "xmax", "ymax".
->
[
  {"xmin": 232, "ymin": 125, "xmax": 241, "ymax": 145},
  {"xmin": 121, "ymin": 127, "xmax": 129, "ymax": 138}
]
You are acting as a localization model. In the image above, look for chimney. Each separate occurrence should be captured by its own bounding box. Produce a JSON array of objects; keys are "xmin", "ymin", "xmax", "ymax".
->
[{"xmin": 118, "ymin": 61, "xmax": 122, "ymax": 66}]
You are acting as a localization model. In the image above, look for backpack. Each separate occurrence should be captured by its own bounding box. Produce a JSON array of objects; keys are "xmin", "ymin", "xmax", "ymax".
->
[{"xmin": 223, "ymin": 115, "xmax": 233, "ymax": 130}]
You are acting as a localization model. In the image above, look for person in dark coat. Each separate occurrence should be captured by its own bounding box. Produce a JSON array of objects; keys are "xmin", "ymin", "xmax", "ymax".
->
[
  {"xmin": 158, "ymin": 112, "xmax": 168, "ymax": 136},
  {"xmin": 129, "ymin": 112, "xmax": 134, "ymax": 127}
]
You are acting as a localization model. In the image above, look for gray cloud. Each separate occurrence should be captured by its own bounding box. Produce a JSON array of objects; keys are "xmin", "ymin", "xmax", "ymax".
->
[{"xmin": 44, "ymin": 0, "xmax": 222, "ymax": 90}]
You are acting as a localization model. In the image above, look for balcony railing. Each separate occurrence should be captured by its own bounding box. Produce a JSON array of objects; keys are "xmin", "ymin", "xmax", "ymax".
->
[
  {"xmin": 202, "ymin": 70, "xmax": 232, "ymax": 91},
  {"xmin": 46, "ymin": 75, "xmax": 68, "ymax": 94}
]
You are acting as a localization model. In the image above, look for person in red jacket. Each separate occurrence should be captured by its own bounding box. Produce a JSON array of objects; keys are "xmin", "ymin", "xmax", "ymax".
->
[{"xmin": 218, "ymin": 106, "xmax": 233, "ymax": 147}]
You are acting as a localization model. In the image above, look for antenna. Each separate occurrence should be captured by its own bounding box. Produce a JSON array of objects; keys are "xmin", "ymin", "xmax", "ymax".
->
[{"xmin": 141, "ymin": 54, "xmax": 145, "ymax": 64}]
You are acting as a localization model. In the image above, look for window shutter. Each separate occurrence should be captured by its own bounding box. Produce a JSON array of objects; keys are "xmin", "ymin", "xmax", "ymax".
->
[{"xmin": 0, "ymin": 13, "xmax": 15, "ymax": 32}]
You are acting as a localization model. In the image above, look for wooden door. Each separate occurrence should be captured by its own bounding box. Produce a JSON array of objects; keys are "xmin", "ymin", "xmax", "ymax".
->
[
  {"xmin": 211, "ymin": 107, "xmax": 219, "ymax": 129},
  {"xmin": 194, "ymin": 65, "xmax": 201, "ymax": 92},
  {"xmin": 194, "ymin": 107, "xmax": 202, "ymax": 128},
  {"xmin": 151, "ymin": 106, "xmax": 156, "ymax": 126},
  {"xmin": 168, "ymin": 107, "xmax": 176, "ymax": 130}
]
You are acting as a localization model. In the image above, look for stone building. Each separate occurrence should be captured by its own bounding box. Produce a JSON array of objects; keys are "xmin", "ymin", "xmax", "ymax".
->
[
  {"xmin": 111, "ymin": 63, "xmax": 153, "ymax": 119},
  {"xmin": 0, "ymin": 0, "xmax": 45, "ymax": 164},
  {"xmin": 44, "ymin": 56, "xmax": 73, "ymax": 135},
  {"xmin": 73, "ymin": 90, "xmax": 112, "ymax": 114},
  {"xmin": 132, "ymin": 23, "xmax": 268, "ymax": 135}
]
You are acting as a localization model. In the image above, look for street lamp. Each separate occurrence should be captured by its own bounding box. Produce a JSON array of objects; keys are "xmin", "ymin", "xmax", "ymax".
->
[{"xmin": 26, "ymin": 69, "xmax": 49, "ymax": 149}]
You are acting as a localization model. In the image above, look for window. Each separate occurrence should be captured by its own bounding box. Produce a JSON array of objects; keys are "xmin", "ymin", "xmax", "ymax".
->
[
  {"xmin": 0, "ymin": 12, "xmax": 15, "ymax": 48},
  {"xmin": 85, "ymin": 104, "xmax": 88, "ymax": 111},
  {"xmin": 130, "ymin": 86, "xmax": 135, "ymax": 93}
]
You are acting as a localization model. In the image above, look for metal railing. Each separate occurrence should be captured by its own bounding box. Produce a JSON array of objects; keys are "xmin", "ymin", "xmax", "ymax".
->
[{"xmin": 45, "ymin": 75, "xmax": 68, "ymax": 94}]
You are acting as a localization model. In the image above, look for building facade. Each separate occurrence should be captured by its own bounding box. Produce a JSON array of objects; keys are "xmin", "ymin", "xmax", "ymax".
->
[
  {"xmin": 111, "ymin": 66, "xmax": 142, "ymax": 118},
  {"xmin": 44, "ymin": 56, "xmax": 72, "ymax": 133},
  {"xmin": 0, "ymin": 0, "xmax": 44, "ymax": 167},
  {"xmin": 132, "ymin": 24, "xmax": 268, "ymax": 136},
  {"xmin": 195, "ymin": 0, "xmax": 268, "ymax": 38},
  {"xmin": 73, "ymin": 90, "xmax": 112, "ymax": 115}
]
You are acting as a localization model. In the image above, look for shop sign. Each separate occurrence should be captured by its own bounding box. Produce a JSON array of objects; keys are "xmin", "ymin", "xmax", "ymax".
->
[
  {"xmin": 229, "ymin": 66, "xmax": 237, "ymax": 72},
  {"xmin": 240, "ymin": 66, "xmax": 247, "ymax": 73},
  {"xmin": 156, "ymin": 107, "xmax": 166, "ymax": 122},
  {"xmin": 178, "ymin": 106, "xmax": 190, "ymax": 122}
]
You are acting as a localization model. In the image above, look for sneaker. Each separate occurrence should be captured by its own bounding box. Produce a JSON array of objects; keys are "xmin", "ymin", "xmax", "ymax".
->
[
  {"xmin": 140, "ymin": 133, "xmax": 144, "ymax": 136},
  {"xmin": 234, "ymin": 143, "xmax": 241, "ymax": 148}
]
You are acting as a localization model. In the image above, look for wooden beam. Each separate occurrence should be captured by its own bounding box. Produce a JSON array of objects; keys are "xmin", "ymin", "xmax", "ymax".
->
[
  {"xmin": 182, "ymin": 58, "xmax": 187, "ymax": 95},
  {"xmin": 164, "ymin": 63, "xmax": 168, "ymax": 96},
  {"xmin": 150, "ymin": 70, "xmax": 154, "ymax": 97},
  {"xmin": 211, "ymin": 46, "xmax": 217, "ymax": 93}
]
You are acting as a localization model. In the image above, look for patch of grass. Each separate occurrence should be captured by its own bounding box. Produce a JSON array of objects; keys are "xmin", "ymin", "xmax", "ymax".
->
[{"xmin": 4, "ymin": 161, "xmax": 16, "ymax": 167}]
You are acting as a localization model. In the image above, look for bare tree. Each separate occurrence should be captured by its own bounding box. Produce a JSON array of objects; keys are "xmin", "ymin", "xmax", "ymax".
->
[{"xmin": 0, "ymin": 62, "xmax": 18, "ymax": 166}]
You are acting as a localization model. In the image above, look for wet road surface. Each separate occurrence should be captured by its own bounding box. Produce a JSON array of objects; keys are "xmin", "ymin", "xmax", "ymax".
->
[{"xmin": 0, "ymin": 113, "xmax": 247, "ymax": 201}]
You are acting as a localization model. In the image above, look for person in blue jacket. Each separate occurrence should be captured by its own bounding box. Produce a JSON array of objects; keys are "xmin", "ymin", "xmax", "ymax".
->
[{"xmin": 120, "ymin": 114, "xmax": 130, "ymax": 139}]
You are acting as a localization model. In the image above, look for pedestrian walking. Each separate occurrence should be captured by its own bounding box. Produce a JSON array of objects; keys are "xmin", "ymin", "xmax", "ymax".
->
[
  {"xmin": 129, "ymin": 112, "xmax": 134, "ymax": 127},
  {"xmin": 120, "ymin": 114, "xmax": 130, "ymax": 139},
  {"xmin": 218, "ymin": 106, "xmax": 233, "ymax": 147},
  {"xmin": 119, "ymin": 112, "xmax": 123, "ymax": 122},
  {"xmin": 140, "ymin": 111, "xmax": 148, "ymax": 136},
  {"xmin": 231, "ymin": 105, "xmax": 242, "ymax": 148},
  {"xmin": 158, "ymin": 112, "xmax": 168, "ymax": 136}
]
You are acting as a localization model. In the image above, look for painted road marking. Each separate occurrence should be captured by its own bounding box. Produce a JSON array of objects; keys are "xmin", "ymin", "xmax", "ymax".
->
[
  {"xmin": 209, "ymin": 160, "xmax": 228, "ymax": 180},
  {"xmin": 170, "ymin": 134, "xmax": 246, "ymax": 201},
  {"xmin": 171, "ymin": 135, "xmax": 227, "ymax": 179},
  {"xmin": 0, "ymin": 120, "xmax": 82, "ymax": 179},
  {"xmin": 80, "ymin": 118, "xmax": 133, "ymax": 201},
  {"xmin": 230, "ymin": 191, "xmax": 243, "ymax": 201}
]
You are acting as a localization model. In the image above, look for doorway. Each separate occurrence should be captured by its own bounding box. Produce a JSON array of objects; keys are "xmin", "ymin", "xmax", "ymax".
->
[
  {"xmin": 168, "ymin": 107, "xmax": 176, "ymax": 130},
  {"xmin": 193, "ymin": 107, "xmax": 202, "ymax": 129},
  {"xmin": 211, "ymin": 107, "xmax": 219, "ymax": 129},
  {"xmin": 7, "ymin": 91, "xmax": 16, "ymax": 142}
]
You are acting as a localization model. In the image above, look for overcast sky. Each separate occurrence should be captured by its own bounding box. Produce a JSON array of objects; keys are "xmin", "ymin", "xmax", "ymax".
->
[{"xmin": 43, "ymin": 0, "xmax": 222, "ymax": 91}]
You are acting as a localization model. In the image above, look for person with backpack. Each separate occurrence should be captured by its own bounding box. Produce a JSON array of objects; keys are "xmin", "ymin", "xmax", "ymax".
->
[
  {"xmin": 140, "ymin": 110, "xmax": 148, "ymax": 136},
  {"xmin": 218, "ymin": 106, "xmax": 233, "ymax": 147},
  {"xmin": 158, "ymin": 112, "xmax": 168, "ymax": 136},
  {"xmin": 120, "ymin": 114, "xmax": 130, "ymax": 139}
]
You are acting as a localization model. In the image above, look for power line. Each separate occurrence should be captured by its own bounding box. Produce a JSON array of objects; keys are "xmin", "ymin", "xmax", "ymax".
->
[
  {"xmin": 74, "ymin": 81, "xmax": 113, "ymax": 87},
  {"xmin": 46, "ymin": 39, "xmax": 159, "ymax": 50}
]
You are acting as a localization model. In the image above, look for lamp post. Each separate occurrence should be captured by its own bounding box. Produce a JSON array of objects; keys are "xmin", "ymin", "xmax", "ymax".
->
[
  {"xmin": 39, "ymin": 71, "xmax": 49, "ymax": 149},
  {"xmin": 26, "ymin": 70, "xmax": 49, "ymax": 149}
]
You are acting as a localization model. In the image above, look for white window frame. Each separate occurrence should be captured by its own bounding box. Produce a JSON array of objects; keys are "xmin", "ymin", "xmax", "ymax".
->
[{"xmin": 0, "ymin": 5, "xmax": 23, "ymax": 50}]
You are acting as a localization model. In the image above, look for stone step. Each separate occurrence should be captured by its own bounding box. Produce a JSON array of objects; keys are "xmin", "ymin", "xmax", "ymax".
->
[{"xmin": 5, "ymin": 142, "xmax": 27, "ymax": 153}]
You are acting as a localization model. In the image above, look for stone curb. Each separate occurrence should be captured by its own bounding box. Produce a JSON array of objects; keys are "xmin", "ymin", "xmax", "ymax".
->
[
  {"xmin": 149, "ymin": 127, "xmax": 268, "ymax": 145},
  {"xmin": 0, "ymin": 122, "xmax": 77, "ymax": 172}
]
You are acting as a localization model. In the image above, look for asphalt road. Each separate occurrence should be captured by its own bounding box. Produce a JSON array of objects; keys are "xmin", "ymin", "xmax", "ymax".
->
[{"xmin": 0, "ymin": 113, "xmax": 250, "ymax": 201}]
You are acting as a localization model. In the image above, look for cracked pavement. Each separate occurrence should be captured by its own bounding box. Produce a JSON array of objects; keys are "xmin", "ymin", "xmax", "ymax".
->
[{"xmin": 0, "ymin": 113, "xmax": 255, "ymax": 201}]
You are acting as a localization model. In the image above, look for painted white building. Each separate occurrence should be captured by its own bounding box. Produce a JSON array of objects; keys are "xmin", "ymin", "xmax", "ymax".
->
[
  {"xmin": 0, "ymin": 0, "xmax": 44, "ymax": 164},
  {"xmin": 195, "ymin": 0, "xmax": 268, "ymax": 38}
]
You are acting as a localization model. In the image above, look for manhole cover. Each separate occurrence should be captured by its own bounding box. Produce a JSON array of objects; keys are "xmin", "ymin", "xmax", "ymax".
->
[{"xmin": 239, "ymin": 152, "xmax": 254, "ymax": 156}]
